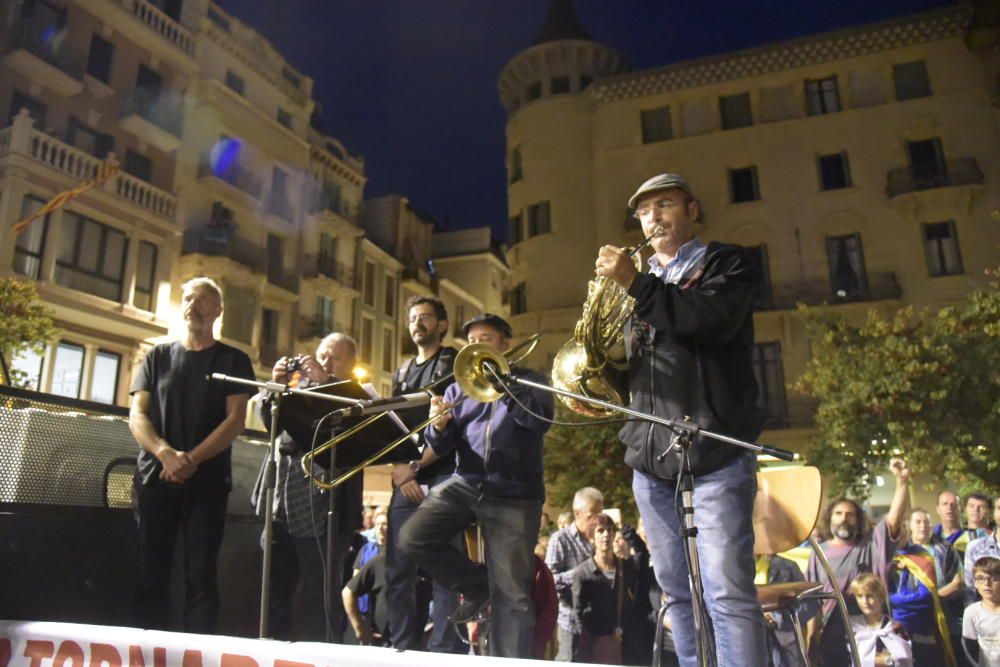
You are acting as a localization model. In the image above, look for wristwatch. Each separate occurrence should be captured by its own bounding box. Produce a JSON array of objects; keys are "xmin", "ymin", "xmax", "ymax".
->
[{"xmin": 408, "ymin": 460, "xmax": 422, "ymax": 474}]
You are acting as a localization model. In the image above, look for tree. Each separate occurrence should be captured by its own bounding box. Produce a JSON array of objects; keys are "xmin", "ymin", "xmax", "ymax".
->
[
  {"xmin": 794, "ymin": 270, "xmax": 1000, "ymax": 499},
  {"xmin": 544, "ymin": 407, "xmax": 637, "ymax": 523},
  {"xmin": 0, "ymin": 277, "xmax": 59, "ymax": 387}
]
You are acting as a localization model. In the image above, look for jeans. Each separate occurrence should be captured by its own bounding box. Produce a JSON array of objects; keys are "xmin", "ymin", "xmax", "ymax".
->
[
  {"xmin": 399, "ymin": 476, "xmax": 540, "ymax": 659},
  {"xmin": 133, "ymin": 483, "xmax": 228, "ymax": 633},
  {"xmin": 555, "ymin": 625, "xmax": 580, "ymax": 661},
  {"xmin": 386, "ymin": 475, "xmax": 464, "ymax": 652},
  {"xmin": 633, "ymin": 452, "xmax": 767, "ymax": 667}
]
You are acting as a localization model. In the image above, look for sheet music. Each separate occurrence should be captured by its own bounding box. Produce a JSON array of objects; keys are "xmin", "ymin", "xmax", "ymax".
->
[{"xmin": 362, "ymin": 383, "xmax": 421, "ymax": 444}]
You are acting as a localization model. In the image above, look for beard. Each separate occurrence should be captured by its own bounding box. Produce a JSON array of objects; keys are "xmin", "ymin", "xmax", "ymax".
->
[{"xmin": 832, "ymin": 523, "xmax": 857, "ymax": 541}]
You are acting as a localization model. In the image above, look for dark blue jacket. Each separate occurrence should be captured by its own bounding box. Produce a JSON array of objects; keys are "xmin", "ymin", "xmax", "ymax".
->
[{"xmin": 425, "ymin": 365, "xmax": 553, "ymax": 501}]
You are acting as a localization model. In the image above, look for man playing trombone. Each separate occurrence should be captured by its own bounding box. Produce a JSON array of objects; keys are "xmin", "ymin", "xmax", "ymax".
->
[
  {"xmin": 595, "ymin": 173, "xmax": 767, "ymax": 667},
  {"xmin": 398, "ymin": 313, "xmax": 554, "ymax": 659}
]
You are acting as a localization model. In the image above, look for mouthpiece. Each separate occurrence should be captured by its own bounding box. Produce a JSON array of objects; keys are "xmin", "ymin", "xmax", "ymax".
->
[{"xmin": 628, "ymin": 226, "xmax": 663, "ymax": 258}]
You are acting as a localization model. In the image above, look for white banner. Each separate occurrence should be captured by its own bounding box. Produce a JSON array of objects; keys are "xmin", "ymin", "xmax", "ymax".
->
[{"xmin": 0, "ymin": 621, "xmax": 537, "ymax": 667}]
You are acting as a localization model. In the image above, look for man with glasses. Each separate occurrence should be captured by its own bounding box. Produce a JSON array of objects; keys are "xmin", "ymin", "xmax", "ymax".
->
[
  {"xmin": 965, "ymin": 497, "xmax": 1000, "ymax": 605},
  {"xmin": 594, "ymin": 174, "xmax": 767, "ymax": 667},
  {"xmin": 384, "ymin": 295, "xmax": 464, "ymax": 652}
]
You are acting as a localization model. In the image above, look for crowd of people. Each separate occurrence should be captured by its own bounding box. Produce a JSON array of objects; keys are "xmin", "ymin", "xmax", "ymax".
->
[{"xmin": 126, "ymin": 173, "xmax": 998, "ymax": 666}]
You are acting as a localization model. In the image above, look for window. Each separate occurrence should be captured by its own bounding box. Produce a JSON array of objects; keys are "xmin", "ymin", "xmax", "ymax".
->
[
  {"xmin": 133, "ymin": 241, "xmax": 158, "ymax": 311},
  {"xmin": 267, "ymin": 233, "xmax": 283, "ymax": 271},
  {"xmin": 641, "ymin": 106, "xmax": 673, "ymax": 143},
  {"xmin": 224, "ymin": 70, "xmax": 245, "ymax": 96},
  {"xmin": 719, "ymin": 92, "xmax": 752, "ymax": 130},
  {"xmin": 818, "ymin": 153, "xmax": 851, "ymax": 190},
  {"xmin": 281, "ymin": 66, "xmax": 302, "ymax": 88},
  {"xmin": 384, "ymin": 275, "xmax": 396, "ymax": 317},
  {"xmin": 269, "ymin": 167, "xmax": 291, "ymax": 220},
  {"xmin": 68, "ymin": 118, "xmax": 112, "ymax": 158},
  {"xmin": 551, "ymin": 76, "xmax": 571, "ymax": 94},
  {"xmin": 508, "ymin": 211, "xmax": 522, "ymax": 246},
  {"xmin": 826, "ymin": 233, "xmax": 868, "ymax": 301},
  {"xmin": 363, "ymin": 261, "xmax": 376, "ymax": 306},
  {"xmin": 316, "ymin": 295, "xmax": 334, "ymax": 333},
  {"xmin": 454, "ymin": 305, "xmax": 466, "ymax": 337},
  {"xmin": 321, "ymin": 180, "xmax": 342, "ymax": 214},
  {"xmin": 318, "ymin": 232, "xmax": 338, "ymax": 276},
  {"xmin": 805, "ymin": 76, "xmax": 841, "ymax": 115},
  {"xmin": 527, "ymin": 201, "xmax": 551, "ymax": 237},
  {"xmin": 747, "ymin": 245, "xmax": 773, "ymax": 309},
  {"xmin": 729, "ymin": 166, "xmax": 760, "ymax": 203},
  {"xmin": 221, "ymin": 283, "xmax": 255, "ymax": 344},
  {"xmin": 9, "ymin": 90, "xmax": 47, "ymax": 126},
  {"xmin": 510, "ymin": 146, "xmax": 522, "ymax": 183},
  {"xmin": 124, "ymin": 150, "xmax": 152, "ymax": 182},
  {"xmin": 382, "ymin": 327, "xmax": 395, "ymax": 373},
  {"xmin": 86, "ymin": 34, "xmax": 114, "ymax": 83},
  {"xmin": 51, "ymin": 342, "xmax": 85, "ymax": 398},
  {"xmin": 923, "ymin": 221, "xmax": 963, "ymax": 277},
  {"xmin": 907, "ymin": 138, "xmax": 947, "ymax": 188},
  {"xmin": 261, "ymin": 308, "xmax": 279, "ymax": 363},
  {"xmin": 753, "ymin": 342, "xmax": 787, "ymax": 428},
  {"xmin": 56, "ymin": 212, "xmax": 128, "ymax": 302},
  {"xmin": 90, "ymin": 350, "xmax": 120, "ymax": 404},
  {"xmin": 276, "ymin": 108, "xmax": 292, "ymax": 129},
  {"xmin": 893, "ymin": 61, "xmax": 931, "ymax": 101},
  {"xmin": 580, "ymin": 76, "xmax": 593, "ymax": 90},
  {"xmin": 11, "ymin": 348, "xmax": 44, "ymax": 391},
  {"xmin": 361, "ymin": 317, "xmax": 374, "ymax": 363},
  {"xmin": 14, "ymin": 196, "xmax": 49, "ymax": 279},
  {"xmin": 510, "ymin": 283, "xmax": 527, "ymax": 316},
  {"xmin": 526, "ymin": 82, "xmax": 542, "ymax": 101}
]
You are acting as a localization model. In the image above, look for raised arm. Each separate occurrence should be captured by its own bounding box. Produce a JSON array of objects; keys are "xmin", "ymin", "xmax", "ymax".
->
[{"xmin": 885, "ymin": 458, "xmax": 911, "ymax": 541}]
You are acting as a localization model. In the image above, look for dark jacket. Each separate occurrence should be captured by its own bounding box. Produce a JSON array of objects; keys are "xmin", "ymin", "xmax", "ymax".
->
[
  {"xmin": 620, "ymin": 241, "xmax": 763, "ymax": 479},
  {"xmin": 424, "ymin": 365, "xmax": 553, "ymax": 501},
  {"xmin": 391, "ymin": 346, "xmax": 458, "ymax": 483}
]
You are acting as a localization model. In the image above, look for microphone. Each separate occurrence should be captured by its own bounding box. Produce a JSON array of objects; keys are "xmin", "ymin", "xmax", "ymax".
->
[{"xmin": 332, "ymin": 391, "xmax": 432, "ymax": 418}]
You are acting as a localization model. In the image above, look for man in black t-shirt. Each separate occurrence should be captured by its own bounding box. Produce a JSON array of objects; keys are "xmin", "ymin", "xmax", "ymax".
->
[
  {"xmin": 344, "ymin": 554, "xmax": 390, "ymax": 645},
  {"xmin": 129, "ymin": 277, "xmax": 254, "ymax": 633},
  {"xmin": 385, "ymin": 295, "xmax": 463, "ymax": 651}
]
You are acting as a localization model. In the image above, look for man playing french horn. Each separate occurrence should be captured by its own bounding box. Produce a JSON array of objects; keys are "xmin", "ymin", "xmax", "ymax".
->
[{"xmin": 595, "ymin": 173, "xmax": 768, "ymax": 667}]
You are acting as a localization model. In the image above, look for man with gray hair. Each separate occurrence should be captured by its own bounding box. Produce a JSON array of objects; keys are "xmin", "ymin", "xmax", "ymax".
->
[
  {"xmin": 129, "ymin": 277, "xmax": 254, "ymax": 633},
  {"xmin": 545, "ymin": 486, "xmax": 604, "ymax": 661}
]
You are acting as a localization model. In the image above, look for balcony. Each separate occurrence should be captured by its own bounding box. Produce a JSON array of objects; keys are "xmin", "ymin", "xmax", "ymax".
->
[
  {"xmin": 181, "ymin": 225, "xmax": 264, "ymax": 272},
  {"xmin": 298, "ymin": 317, "xmax": 352, "ymax": 341},
  {"xmin": 120, "ymin": 89, "xmax": 183, "ymax": 153},
  {"xmin": 267, "ymin": 264, "xmax": 300, "ymax": 295},
  {"xmin": 0, "ymin": 110, "xmax": 177, "ymax": 221},
  {"xmin": 2, "ymin": 22, "xmax": 84, "ymax": 97},
  {"xmin": 755, "ymin": 272, "xmax": 902, "ymax": 311},
  {"xmin": 303, "ymin": 253, "xmax": 354, "ymax": 286},
  {"xmin": 886, "ymin": 158, "xmax": 984, "ymax": 198},
  {"xmin": 197, "ymin": 159, "xmax": 263, "ymax": 203},
  {"xmin": 109, "ymin": 0, "xmax": 195, "ymax": 57},
  {"xmin": 761, "ymin": 397, "xmax": 819, "ymax": 431},
  {"xmin": 265, "ymin": 191, "xmax": 294, "ymax": 223}
]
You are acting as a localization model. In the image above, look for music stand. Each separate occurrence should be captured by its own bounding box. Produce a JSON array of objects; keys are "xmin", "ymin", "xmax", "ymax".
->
[{"xmin": 281, "ymin": 381, "xmax": 422, "ymax": 640}]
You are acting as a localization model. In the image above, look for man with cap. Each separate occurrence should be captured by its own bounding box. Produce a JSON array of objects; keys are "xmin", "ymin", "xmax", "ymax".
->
[
  {"xmin": 398, "ymin": 313, "xmax": 554, "ymax": 659},
  {"xmin": 594, "ymin": 174, "xmax": 767, "ymax": 667}
]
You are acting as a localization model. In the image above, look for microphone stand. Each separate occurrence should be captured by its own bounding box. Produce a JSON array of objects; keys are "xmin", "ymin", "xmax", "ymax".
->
[
  {"xmin": 207, "ymin": 372, "xmax": 360, "ymax": 639},
  {"xmin": 491, "ymin": 371, "xmax": 794, "ymax": 667}
]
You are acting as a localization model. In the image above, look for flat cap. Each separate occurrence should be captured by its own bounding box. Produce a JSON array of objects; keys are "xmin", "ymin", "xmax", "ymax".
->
[
  {"xmin": 460, "ymin": 313, "xmax": 513, "ymax": 339},
  {"xmin": 628, "ymin": 173, "xmax": 694, "ymax": 208}
]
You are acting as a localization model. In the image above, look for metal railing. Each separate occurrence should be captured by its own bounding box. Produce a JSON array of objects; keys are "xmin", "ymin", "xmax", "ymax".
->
[
  {"xmin": 266, "ymin": 264, "xmax": 300, "ymax": 293},
  {"xmin": 181, "ymin": 225, "xmax": 265, "ymax": 272},
  {"xmin": 303, "ymin": 254, "xmax": 353, "ymax": 285},
  {"xmin": 5, "ymin": 21, "xmax": 85, "ymax": 80},
  {"xmin": 755, "ymin": 272, "xmax": 902, "ymax": 311},
  {"xmin": 197, "ymin": 159, "xmax": 263, "ymax": 200},
  {"xmin": 886, "ymin": 157, "xmax": 984, "ymax": 197},
  {"xmin": 121, "ymin": 89, "xmax": 183, "ymax": 138}
]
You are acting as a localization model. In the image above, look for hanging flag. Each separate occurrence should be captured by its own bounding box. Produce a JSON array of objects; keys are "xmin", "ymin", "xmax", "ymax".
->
[{"xmin": 10, "ymin": 160, "xmax": 120, "ymax": 235}]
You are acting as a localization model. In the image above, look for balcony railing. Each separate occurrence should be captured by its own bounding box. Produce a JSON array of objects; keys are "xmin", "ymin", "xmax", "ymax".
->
[
  {"xmin": 0, "ymin": 111, "xmax": 177, "ymax": 220},
  {"xmin": 303, "ymin": 254, "xmax": 354, "ymax": 285},
  {"xmin": 266, "ymin": 191, "xmax": 294, "ymax": 222},
  {"xmin": 181, "ymin": 225, "xmax": 264, "ymax": 272},
  {"xmin": 110, "ymin": 0, "xmax": 195, "ymax": 55},
  {"xmin": 121, "ymin": 89, "xmax": 183, "ymax": 138},
  {"xmin": 886, "ymin": 157, "xmax": 984, "ymax": 198},
  {"xmin": 197, "ymin": 160, "xmax": 263, "ymax": 200},
  {"xmin": 298, "ymin": 318, "xmax": 352, "ymax": 341},
  {"xmin": 267, "ymin": 264, "xmax": 300, "ymax": 294},
  {"xmin": 761, "ymin": 397, "xmax": 819, "ymax": 431},
  {"xmin": 756, "ymin": 272, "xmax": 902, "ymax": 311}
]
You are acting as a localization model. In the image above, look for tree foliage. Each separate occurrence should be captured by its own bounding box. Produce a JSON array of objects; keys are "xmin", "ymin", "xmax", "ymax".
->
[
  {"xmin": 0, "ymin": 277, "xmax": 59, "ymax": 386},
  {"xmin": 544, "ymin": 407, "xmax": 637, "ymax": 522},
  {"xmin": 795, "ymin": 270, "xmax": 1000, "ymax": 499}
]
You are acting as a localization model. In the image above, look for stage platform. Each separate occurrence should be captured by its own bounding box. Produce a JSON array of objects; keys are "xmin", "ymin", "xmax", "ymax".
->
[{"xmin": 0, "ymin": 620, "xmax": 541, "ymax": 666}]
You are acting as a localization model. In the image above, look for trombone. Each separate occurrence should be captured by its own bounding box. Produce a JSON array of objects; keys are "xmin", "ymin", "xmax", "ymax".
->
[{"xmin": 300, "ymin": 334, "xmax": 540, "ymax": 490}]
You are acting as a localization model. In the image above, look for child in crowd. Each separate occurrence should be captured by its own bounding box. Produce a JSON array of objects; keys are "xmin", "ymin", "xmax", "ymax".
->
[
  {"xmin": 850, "ymin": 573, "xmax": 913, "ymax": 666},
  {"xmin": 963, "ymin": 557, "xmax": 1000, "ymax": 667}
]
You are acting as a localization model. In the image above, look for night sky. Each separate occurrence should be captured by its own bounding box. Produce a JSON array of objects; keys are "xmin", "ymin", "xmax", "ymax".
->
[{"xmin": 216, "ymin": 0, "xmax": 953, "ymax": 241}]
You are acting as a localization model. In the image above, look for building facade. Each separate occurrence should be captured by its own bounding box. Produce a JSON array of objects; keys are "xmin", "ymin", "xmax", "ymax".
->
[{"xmin": 500, "ymin": 2, "xmax": 999, "ymax": 469}]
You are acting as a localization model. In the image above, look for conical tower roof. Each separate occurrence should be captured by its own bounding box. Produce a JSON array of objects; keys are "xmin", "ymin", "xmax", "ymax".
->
[{"xmin": 534, "ymin": 0, "xmax": 592, "ymax": 45}]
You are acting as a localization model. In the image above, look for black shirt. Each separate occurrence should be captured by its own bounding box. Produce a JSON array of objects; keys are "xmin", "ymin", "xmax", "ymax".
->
[
  {"xmin": 392, "ymin": 347, "xmax": 456, "ymax": 482},
  {"xmin": 131, "ymin": 340, "xmax": 255, "ymax": 490},
  {"xmin": 346, "ymin": 553, "xmax": 389, "ymax": 636}
]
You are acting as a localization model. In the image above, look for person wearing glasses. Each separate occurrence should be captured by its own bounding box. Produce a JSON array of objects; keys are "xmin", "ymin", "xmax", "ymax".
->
[
  {"xmin": 594, "ymin": 174, "xmax": 767, "ymax": 667},
  {"xmin": 384, "ymin": 295, "xmax": 464, "ymax": 652}
]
